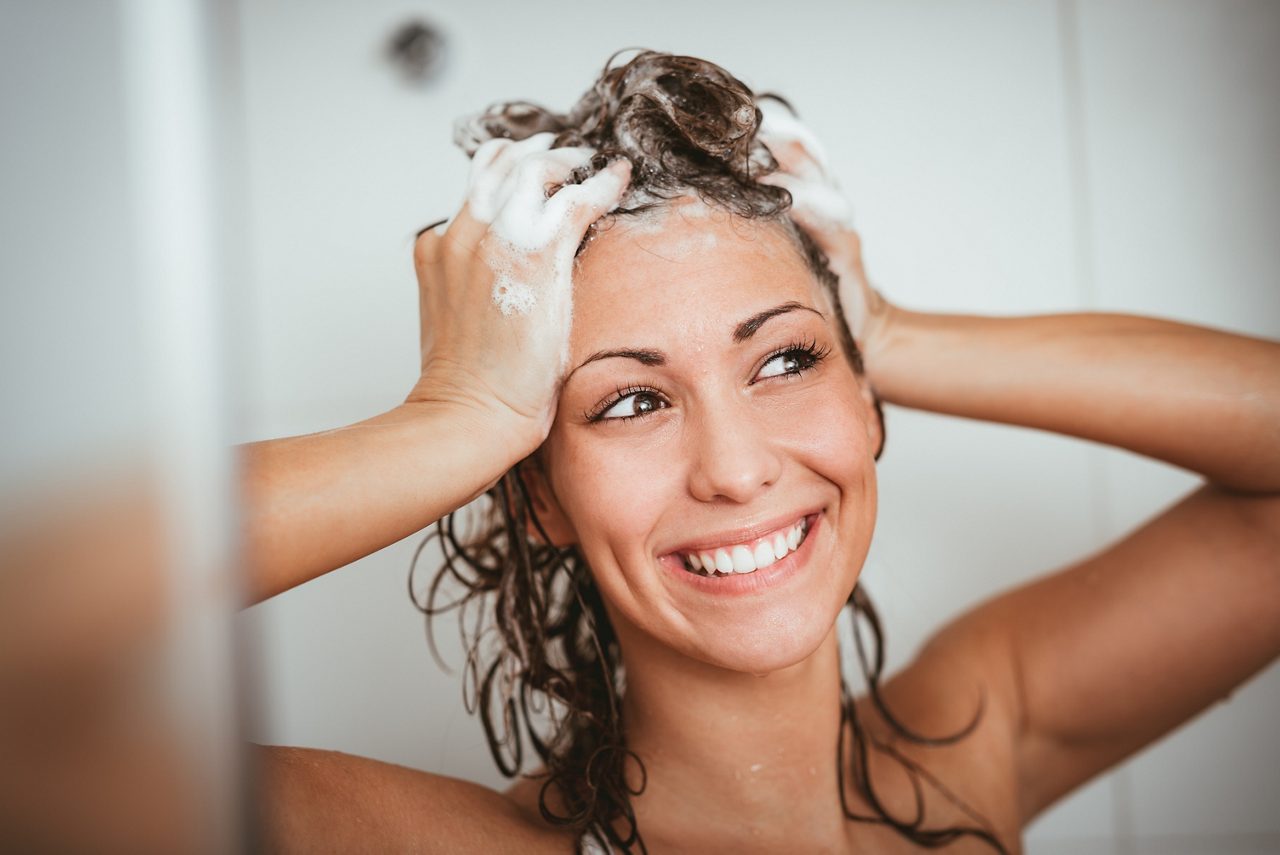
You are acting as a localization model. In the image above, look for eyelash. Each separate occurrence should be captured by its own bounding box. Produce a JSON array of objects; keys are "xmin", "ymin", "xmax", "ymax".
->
[
  {"xmin": 585, "ymin": 340, "xmax": 831, "ymax": 423},
  {"xmin": 754, "ymin": 338, "xmax": 830, "ymax": 384}
]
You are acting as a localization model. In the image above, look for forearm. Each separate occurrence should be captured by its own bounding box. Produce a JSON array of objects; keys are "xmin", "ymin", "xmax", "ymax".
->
[
  {"xmin": 866, "ymin": 309, "xmax": 1280, "ymax": 491},
  {"xmin": 239, "ymin": 402, "xmax": 527, "ymax": 603}
]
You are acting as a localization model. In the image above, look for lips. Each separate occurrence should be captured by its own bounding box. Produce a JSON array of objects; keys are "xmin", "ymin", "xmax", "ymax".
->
[
  {"xmin": 656, "ymin": 512, "xmax": 824, "ymax": 596},
  {"xmin": 668, "ymin": 515, "xmax": 812, "ymax": 577}
]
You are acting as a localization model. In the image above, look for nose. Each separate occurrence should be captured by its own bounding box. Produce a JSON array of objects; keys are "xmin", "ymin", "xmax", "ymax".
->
[{"xmin": 686, "ymin": 394, "xmax": 784, "ymax": 504}]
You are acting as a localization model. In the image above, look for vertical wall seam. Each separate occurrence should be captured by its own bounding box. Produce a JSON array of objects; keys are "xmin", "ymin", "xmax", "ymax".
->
[
  {"xmin": 1058, "ymin": 0, "xmax": 1098, "ymax": 311},
  {"xmin": 1056, "ymin": 1, "xmax": 1134, "ymax": 851}
]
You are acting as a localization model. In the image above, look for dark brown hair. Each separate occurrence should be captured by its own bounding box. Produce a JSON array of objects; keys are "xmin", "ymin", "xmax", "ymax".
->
[{"xmin": 413, "ymin": 50, "xmax": 1006, "ymax": 854}]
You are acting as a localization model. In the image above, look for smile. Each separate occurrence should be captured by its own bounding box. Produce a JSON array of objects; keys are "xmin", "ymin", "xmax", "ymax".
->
[{"xmin": 676, "ymin": 516, "xmax": 811, "ymax": 577}]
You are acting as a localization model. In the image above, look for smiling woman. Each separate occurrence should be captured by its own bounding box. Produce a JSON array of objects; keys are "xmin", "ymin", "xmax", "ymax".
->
[
  {"xmin": 242, "ymin": 49, "xmax": 1280, "ymax": 855},
  {"xmin": 422, "ymin": 187, "xmax": 910, "ymax": 849},
  {"xmin": 418, "ymin": 53, "xmax": 940, "ymax": 849}
]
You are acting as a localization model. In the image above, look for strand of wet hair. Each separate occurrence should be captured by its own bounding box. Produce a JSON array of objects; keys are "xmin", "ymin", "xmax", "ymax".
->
[
  {"xmin": 850, "ymin": 585, "xmax": 984, "ymax": 746},
  {"xmin": 839, "ymin": 592, "xmax": 1010, "ymax": 853}
]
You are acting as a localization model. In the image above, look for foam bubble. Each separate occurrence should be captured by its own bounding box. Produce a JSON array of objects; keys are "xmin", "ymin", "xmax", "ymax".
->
[
  {"xmin": 758, "ymin": 101, "xmax": 833, "ymax": 174},
  {"xmin": 490, "ymin": 275, "xmax": 537, "ymax": 316},
  {"xmin": 769, "ymin": 173, "xmax": 853, "ymax": 229}
]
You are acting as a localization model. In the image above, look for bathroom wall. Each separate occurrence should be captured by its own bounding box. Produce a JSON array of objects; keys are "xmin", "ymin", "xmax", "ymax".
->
[{"xmin": 234, "ymin": 2, "xmax": 1280, "ymax": 851}]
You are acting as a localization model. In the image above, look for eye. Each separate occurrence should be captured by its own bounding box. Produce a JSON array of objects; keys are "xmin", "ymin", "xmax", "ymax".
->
[
  {"xmin": 754, "ymin": 342, "xmax": 827, "ymax": 382},
  {"xmin": 593, "ymin": 388, "xmax": 669, "ymax": 422}
]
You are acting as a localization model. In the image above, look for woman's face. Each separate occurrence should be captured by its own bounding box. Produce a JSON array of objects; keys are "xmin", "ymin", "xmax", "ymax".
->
[{"xmin": 538, "ymin": 199, "xmax": 880, "ymax": 674}]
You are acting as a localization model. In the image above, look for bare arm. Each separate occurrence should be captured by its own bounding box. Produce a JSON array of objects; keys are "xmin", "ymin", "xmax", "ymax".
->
[
  {"xmin": 240, "ymin": 401, "xmax": 525, "ymax": 603},
  {"xmin": 256, "ymin": 746, "xmax": 562, "ymax": 853},
  {"xmin": 866, "ymin": 308, "xmax": 1280, "ymax": 492},
  {"xmin": 848, "ymin": 248, "xmax": 1280, "ymax": 819},
  {"xmin": 240, "ymin": 137, "xmax": 631, "ymax": 603}
]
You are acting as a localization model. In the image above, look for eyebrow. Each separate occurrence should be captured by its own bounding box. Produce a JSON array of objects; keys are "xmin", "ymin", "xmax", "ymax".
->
[
  {"xmin": 733, "ymin": 301, "xmax": 825, "ymax": 342},
  {"xmin": 569, "ymin": 302, "xmax": 825, "ymax": 377},
  {"xmin": 574, "ymin": 348, "xmax": 666, "ymax": 374}
]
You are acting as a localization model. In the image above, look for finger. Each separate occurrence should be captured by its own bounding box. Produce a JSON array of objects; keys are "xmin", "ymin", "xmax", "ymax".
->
[
  {"xmin": 466, "ymin": 133, "xmax": 559, "ymax": 222},
  {"xmin": 762, "ymin": 171, "xmax": 854, "ymax": 235},
  {"xmin": 509, "ymin": 146, "xmax": 596, "ymax": 202},
  {"xmin": 484, "ymin": 146, "xmax": 596, "ymax": 247},
  {"xmin": 544, "ymin": 159, "xmax": 632, "ymax": 238},
  {"xmin": 413, "ymin": 227, "xmax": 443, "ymax": 267},
  {"xmin": 466, "ymin": 139, "xmax": 513, "ymax": 222},
  {"xmin": 425, "ymin": 200, "xmax": 486, "ymax": 253},
  {"xmin": 488, "ymin": 131, "xmax": 557, "ymax": 170},
  {"xmin": 757, "ymin": 100, "xmax": 832, "ymax": 178},
  {"xmin": 764, "ymin": 137, "xmax": 824, "ymax": 181},
  {"xmin": 414, "ymin": 217, "xmax": 450, "ymax": 242},
  {"xmin": 483, "ymin": 151, "xmax": 594, "ymax": 253},
  {"xmin": 470, "ymin": 137, "xmax": 511, "ymax": 173}
]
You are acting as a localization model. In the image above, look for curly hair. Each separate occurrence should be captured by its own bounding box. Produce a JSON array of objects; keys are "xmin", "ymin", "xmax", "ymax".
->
[{"xmin": 412, "ymin": 50, "xmax": 1006, "ymax": 854}]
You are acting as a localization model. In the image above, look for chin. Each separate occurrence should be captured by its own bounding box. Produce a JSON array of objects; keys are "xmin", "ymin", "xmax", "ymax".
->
[
  {"xmin": 673, "ymin": 597, "xmax": 854, "ymax": 678},
  {"xmin": 698, "ymin": 604, "xmax": 842, "ymax": 675}
]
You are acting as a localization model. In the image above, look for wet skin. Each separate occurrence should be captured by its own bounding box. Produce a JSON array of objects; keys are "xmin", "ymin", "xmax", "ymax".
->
[{"xmin": 532, "ymin": 199, "xmax": 883, "ymax": 677}]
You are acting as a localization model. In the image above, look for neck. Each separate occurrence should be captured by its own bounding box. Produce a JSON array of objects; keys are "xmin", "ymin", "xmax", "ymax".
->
[{"xmin": 617, "ymin": 621, "xmax": 853, "ymax": 848}]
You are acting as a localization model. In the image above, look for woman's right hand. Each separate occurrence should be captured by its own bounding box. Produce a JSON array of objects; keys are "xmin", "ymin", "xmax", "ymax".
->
[
  {"xmin": 408, "ymin": 133, "xmax": 631, "ymax": 456},
  {"xmin": 240, "ymin": 137, "xmax": 628, "ymax": 601}
]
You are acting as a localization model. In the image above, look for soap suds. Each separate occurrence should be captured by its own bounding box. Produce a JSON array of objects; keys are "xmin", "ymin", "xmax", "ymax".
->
[
  {"xmin": 764, "ymin": 171, "xmax": 853, "ymax": 231},
  {"xmin": 757, "ymin": 101, "xmax": 853, "ymax": 231},
  {"xmin": 758, "ymin": 100, "xmax": 832, "ymax": 176},
  {"xmin": 490, "ymin": 276, "xmax": 536, "ymax": 316},
  {"xmin": 457, "ymin": 134, "xmax": 629, "ymax": 367}
]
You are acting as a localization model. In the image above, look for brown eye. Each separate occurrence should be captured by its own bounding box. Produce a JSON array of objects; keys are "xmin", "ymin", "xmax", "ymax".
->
[
  {"xmin": 755, "ymin": 346, "xmax": 820, "ymax": 381},
  {"xmin": 597, "ymin": 390, "xmax": 668, "ymax": 421}
]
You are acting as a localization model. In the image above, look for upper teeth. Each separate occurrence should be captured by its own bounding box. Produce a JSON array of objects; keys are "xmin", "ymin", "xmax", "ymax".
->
[{"xmin": 681, "ymin": 518, "xmax": 809, "ymax": 576}]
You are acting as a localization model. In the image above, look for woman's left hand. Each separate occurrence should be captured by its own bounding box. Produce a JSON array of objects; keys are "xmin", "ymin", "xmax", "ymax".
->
[{"xmin": 757, "ymin": 104, "xmax": 891, "ymax": 362}]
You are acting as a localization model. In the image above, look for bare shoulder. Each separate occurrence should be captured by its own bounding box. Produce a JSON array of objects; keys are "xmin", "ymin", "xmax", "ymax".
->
[
  {"xmin": 257, "ymin": 745, "xmax": 570, "ymax": 854},
  {"xmin": 882, "ymin": 485, "xmax": 1280, "ymax": 827},
  {"xmin": 863, "ymin": 624, "xmax": 1026, "ymax": 845}
]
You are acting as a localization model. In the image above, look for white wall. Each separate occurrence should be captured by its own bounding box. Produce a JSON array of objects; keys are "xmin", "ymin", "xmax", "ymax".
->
[{"xmin": 235, "ymin": 2, "xmax": 1280, "ymax": 852}]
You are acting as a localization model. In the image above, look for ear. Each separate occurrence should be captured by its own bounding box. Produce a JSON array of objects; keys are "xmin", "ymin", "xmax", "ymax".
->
[
  {"xmin": 519, "ymin": 459, "xmax": 578, "ymax": 547},
  {"xmin": 859, "ymin": 380, "xmax": 886, "ymax": 461}
]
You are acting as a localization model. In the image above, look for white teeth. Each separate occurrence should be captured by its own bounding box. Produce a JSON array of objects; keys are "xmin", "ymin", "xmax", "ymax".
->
[
  {"xmin": 680, "ymin": 517, "xmax": 811, "ymax": 577},
  {"xmin": 730, "ymin": 545, "xmax": 757, "ymax": 574},
  {"xmin": 754, "ymin": 540, "xmax": 776, "ymax": 569}
]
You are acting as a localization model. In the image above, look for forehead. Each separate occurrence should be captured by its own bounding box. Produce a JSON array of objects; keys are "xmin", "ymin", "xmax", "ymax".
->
[{"xmin": 570, "ymin": 201, "xmax": 822, "ymax": 355}]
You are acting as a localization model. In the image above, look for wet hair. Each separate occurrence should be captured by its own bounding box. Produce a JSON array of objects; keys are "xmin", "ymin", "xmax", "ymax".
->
[{"xmin": 413, "ymin": 50, "xmax": 1006, "ymax": 854}]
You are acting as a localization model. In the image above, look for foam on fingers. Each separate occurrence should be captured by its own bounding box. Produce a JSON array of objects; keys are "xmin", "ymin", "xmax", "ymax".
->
[
  {"xmin": 545, "ymin": 159, "xmax": 631, "ymax": 230},
  {"xmin": 460, "ymin": 134, "xmax": 629, "ymax": 362},
  {"xmin": 467, "ymin": 133, "xmax": 558, "ymax": 223},
  {"xmin": 762, "ymin": 171, "xmax": 853, "ymax": 232},
  {"xmin": 758, "ymin": 99, "xmax": 833, "ymax": 176}
]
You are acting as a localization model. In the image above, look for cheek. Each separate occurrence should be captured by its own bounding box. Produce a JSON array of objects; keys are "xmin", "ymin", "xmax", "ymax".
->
[
  {"xmin": 543, "ymin": 424, "xmax": 684, "ymax": 558},
  {"xmin": 773, "ymin": 370, "xmax": 877, "ymax": 482}
]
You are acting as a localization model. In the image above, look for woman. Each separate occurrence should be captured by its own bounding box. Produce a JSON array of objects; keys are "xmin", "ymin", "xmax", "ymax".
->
[{"xmin": 244, "ymin": 52, "xmax": 1280, "ymax": 853}]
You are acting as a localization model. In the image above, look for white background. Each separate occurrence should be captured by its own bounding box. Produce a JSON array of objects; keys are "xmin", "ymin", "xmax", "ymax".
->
[{"xmin": 234, "ymin": 2, "xmax": 1280, "ymax": 852}]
